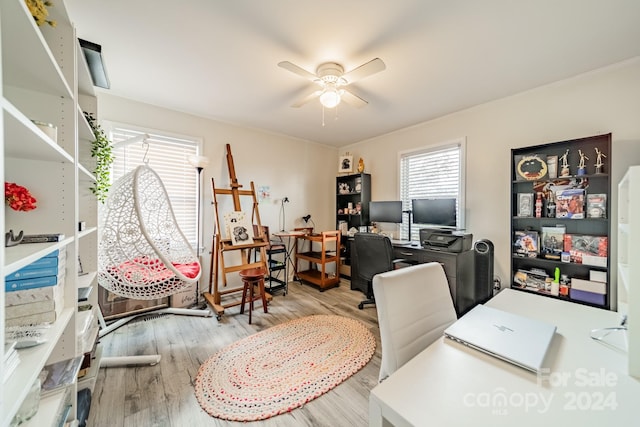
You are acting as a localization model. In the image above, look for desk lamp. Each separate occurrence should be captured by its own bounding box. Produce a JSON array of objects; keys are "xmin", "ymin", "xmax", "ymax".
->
[
  {"xmin": 280, "ymin": 196, "xmax": 290, "ymax": 231},
  {"xmin": 302, "ymin": 214, "xmax": 316, "ymax": 230}
]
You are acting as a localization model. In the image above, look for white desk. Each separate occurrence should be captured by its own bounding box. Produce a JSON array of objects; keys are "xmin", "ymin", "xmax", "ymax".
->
[{"xmin": 369, "ymin": 289, "xmax": 640, "ymax": 426}]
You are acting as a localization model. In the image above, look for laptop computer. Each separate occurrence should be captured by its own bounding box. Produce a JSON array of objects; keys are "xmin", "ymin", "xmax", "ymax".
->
[{"xmin": 443, "ymin": 304, "xmax": 557, "ymax": 373}]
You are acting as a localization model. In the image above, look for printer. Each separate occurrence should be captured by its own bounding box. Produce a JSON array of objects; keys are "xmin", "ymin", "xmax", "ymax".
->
[{"xmin": 419, "ymin": 229, "xmax": 473, "ymax": 253}]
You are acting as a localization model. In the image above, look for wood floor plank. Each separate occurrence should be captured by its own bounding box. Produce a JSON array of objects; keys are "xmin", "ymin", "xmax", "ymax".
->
[{"xmin": 89, "ymin": 279, "xmax": 381, "ymax": 426}]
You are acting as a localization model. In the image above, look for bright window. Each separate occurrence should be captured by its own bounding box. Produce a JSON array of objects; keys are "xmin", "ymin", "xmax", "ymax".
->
[
  {"xmin": 107, "ymin": 125, "xmax": 201, "ymax": 246},
  {"xmin": 399, "ymin": 138, "xmax": 466, "ymax": 241}
]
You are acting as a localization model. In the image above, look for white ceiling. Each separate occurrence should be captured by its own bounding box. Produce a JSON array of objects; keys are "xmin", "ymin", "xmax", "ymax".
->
[{"xmin": 65, "ymin": 0, "xmax": 640, "ymax": 147}]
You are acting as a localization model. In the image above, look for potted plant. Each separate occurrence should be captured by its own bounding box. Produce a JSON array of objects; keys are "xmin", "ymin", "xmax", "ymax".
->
[{"xmin": 84, "ymin": 112, "xmax": 113, "ymax": 203}]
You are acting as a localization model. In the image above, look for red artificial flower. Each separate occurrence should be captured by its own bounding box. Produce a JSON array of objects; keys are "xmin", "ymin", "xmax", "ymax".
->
[{"xmin": 5, "ymin": 182, "xmax": 37, "ymax": 212}]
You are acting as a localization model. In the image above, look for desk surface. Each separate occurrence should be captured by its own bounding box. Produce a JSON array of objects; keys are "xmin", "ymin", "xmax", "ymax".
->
[
  {"xmin": 369, "ymin": 288, "xmax": 639, "ymax": 426},
  {"xmin": 272, "ymin": 230, "xmax": 307, "ymax": 237}
]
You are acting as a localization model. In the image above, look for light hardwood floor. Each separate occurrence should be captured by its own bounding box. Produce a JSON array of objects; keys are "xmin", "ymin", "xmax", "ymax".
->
[{"xmin": 88, "ymin": 279, "xmax": 381, "ymax": 427}]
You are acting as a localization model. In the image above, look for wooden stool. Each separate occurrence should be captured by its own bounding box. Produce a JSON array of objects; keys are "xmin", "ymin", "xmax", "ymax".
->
[{"xmin": 239, "ymin": 267, "xmax": 268, "ymax": 324}]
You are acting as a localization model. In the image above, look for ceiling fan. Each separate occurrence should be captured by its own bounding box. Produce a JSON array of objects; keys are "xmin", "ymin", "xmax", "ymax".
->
[{"xmin": 278, "ymin": 58, "xmax": 386, "ymax": 109}]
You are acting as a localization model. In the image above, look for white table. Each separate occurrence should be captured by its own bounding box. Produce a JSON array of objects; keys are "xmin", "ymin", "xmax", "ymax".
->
[
  {"xmin": 272, "ymin": 230, "xmax": 307, "ymax": 282},
  {"xmin": 369, "ymin": 289, "xmax": 640, "ymax": 426}
]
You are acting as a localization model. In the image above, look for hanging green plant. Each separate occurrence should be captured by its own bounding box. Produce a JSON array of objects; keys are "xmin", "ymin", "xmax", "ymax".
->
[{"xmin": 84, "ymin": 112, "xmax": 114, "ymax": 203}]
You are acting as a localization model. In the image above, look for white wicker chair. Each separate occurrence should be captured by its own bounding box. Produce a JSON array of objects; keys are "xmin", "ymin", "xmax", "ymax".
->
[{"xmin": 97, "ymin": 165, "xmax": 211, "ymax": 366}]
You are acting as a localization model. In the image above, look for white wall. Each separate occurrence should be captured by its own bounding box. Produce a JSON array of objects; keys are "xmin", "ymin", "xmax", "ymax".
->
[
  {"xmin": 96, "ymin": 93, "xmax": 338, "ymax": 285},
  {"xmin": 343, "ymin": 58, "xmax": 640, "ymax": 287},
  {"xmin": 97, "ymin": 57, "xmax": 640, "ymax": 298}
]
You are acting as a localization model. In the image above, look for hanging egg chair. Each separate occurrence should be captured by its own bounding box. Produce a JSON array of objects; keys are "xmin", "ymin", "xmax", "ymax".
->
[{"xmin": 98, "ymin": 164, "xmax": 201, "ymax": 300}]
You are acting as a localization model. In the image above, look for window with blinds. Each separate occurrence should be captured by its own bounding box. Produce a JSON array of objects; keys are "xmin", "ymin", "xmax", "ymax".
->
[
  {"xmin": 400, "ymin": 140, "xmax": 465, "ymax": 241},
  {"xmin": 109, "ymin": 127, "xmax": 200, "ymax": 246}
]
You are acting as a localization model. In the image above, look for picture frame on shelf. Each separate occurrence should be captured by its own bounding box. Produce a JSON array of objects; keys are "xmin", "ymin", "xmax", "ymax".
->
[
  {"xmin": 586, "ymin": 193, "xmax": 607, "ymax": 218},
  {"xmin": 517, "ymin": 193, "xmax": 534, "ymax": 217},
  {"xmin": 541, "ymin": 225, "xmax": 566, "ymax": 259},
  {"xmin": 555, "ymin": 188, "xmax": 585, "ymax": 219},
  {"xmin": 513, "ymin": 230, "xmax": 540, "ymax": 258},
  {"xmin": 514, "ymin": 154, "xmax": 548, "ymax": 181},
  {"xmin": 339, "ymin": 155, "xmax": 353, "ymax": 173},
  {"xmin": 99, "ymin": 287, "xmax": 168, "ymax": 321}
]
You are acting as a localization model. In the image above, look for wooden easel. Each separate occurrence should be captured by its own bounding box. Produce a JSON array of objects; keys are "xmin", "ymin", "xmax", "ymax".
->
[{"xmin": 204, "ymin": 144, "xmax": 270, "ymax": 319}]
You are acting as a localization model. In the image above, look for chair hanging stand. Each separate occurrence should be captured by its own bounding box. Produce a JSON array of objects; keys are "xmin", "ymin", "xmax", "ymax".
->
[{"xmin": 97, "ymin": 163, "xmax": 212, "ymax": 366}]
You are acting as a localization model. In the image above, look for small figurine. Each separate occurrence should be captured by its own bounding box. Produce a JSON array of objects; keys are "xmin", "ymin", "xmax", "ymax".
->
[
  {"xmin": 594, "ymin": 147, "xmax": 606, "ymax": 174},
  {"xmin": 535, "ymin": 193, "xmax": 543, "ymax": 218},
  {"xmin": 577, "ymin": 149, "xmax": 589, "ymax": 176},
  {"xmin": 357, "ymin": 158, "xmax": 365, "ymax": 173},
  {"xmin": 546, "ymin": 191, "xmax": 556, "ymax": 218},
  {"xmin": 559, "ymin": 149, "xmax": 570, "ymax": 177}
]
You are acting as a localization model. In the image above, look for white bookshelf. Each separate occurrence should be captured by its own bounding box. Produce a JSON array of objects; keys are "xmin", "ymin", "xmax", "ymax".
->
[
  {"xmin": 617, "ymin": 165, "xmax": 639, "ymax": 378},
  {"xmin": 1, "ymin": 0, "xmax": 98, "ymax": 425}
]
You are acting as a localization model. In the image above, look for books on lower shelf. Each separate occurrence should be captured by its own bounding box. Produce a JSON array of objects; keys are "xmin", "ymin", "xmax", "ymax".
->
[
  {"xmin": 5, "ymin": 280, "xmax": 64, "ymax": 306},
  {"xmin": 5, "ymin": 278, "xmax": 66, "ymax": 327},
  {"xmin": 570, "ymin": 278, "xmax": 607, "ymax": 305},
  {"xmin": 5, "ymin": 272, "xmax": 65, "ymax": 292},
  {"xmin": 5, "ymin": 249, "xmax": 67, "ymax": 326},
  {"xmin": 5, "ymin": 248, "xmax": 67, "ymax": 292},
  {"xmin": 77, "ymin": 307, "xmax": 98, "ymax": 355},
  {"xmin": 20, "ymin": 233, "xmax": 66, "ymax": 244},
  {"xmin": 39, "ymin": 356, "xmax": 84, "ymax": 397},
  {"xmin": 5, "ymin": 304, "xmax": 65, "ymax": 327},
  {"xmin": 5, "ymin": 291, "xmax": 65, "ymax": 319}
]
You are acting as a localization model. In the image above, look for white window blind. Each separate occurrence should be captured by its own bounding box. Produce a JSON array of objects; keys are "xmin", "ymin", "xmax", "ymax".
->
[
  {"xmin": 109, "ymin": 127, "xmax": 200, "ymax": 246},
  {"xmin": 400, "ymin": 142, "xmax": 464, "ymax": 241}
]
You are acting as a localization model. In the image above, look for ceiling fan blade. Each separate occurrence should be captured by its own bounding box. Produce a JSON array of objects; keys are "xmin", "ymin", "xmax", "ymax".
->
[
  {"xmin": 278, "ymin": 61, "xmax": 319, "ymax": 82},
  {"xmin": 341, "ymin": 89, "xmax": 368, "ymax": 108},
  {"xmin": 292, "ymin": 90, "xmax": 322, "ymax": 108},
  {"xmin": 341, "ymin": 58, "xmax": 386, "ymax": 85}
]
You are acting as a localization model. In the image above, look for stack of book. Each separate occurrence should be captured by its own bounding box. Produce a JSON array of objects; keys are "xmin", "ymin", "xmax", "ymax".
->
[
  {"xmin": 40, "ymin": 357, "xmax": 82, "ymax": 427},
  {"xmin": 5, "ymin": 249, "xmax": 66, "ymax": 327},
  {"xmin": 76, "ymin": 306, "xmax": 98, "ymax": 378},
  {"xmin": 3, "ymin": 341, "xmax": 20, "ymax": 383},
  {"xmin": 40, "ymin": 356, "xmax": 84, "ymax": 396}
]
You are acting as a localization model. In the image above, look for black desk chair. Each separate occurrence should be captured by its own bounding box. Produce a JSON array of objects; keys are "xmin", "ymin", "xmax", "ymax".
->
[{"xmin": 354, "ymin": 233, "xmax": 404, "ymax": 309}]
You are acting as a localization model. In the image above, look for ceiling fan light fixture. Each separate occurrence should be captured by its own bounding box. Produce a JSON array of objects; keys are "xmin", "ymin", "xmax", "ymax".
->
[{"xmin": 320, "ymin": 87, "xmax": 341, "ymax": 108}]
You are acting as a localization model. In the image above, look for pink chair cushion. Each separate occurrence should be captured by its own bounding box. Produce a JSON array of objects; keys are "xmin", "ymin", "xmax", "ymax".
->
[{"xmin": 112, "ymin": 257, "xmax": 200, "ymax": 283}]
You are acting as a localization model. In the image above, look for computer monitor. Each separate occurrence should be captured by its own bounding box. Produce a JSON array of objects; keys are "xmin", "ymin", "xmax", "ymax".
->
[
  {"xmin": 369, "ymin": 201, "xmax": 403, "ymax": 224},
  {"xmin": 411, "ymin": 198, "xmax": 457, "ymax": 228}
]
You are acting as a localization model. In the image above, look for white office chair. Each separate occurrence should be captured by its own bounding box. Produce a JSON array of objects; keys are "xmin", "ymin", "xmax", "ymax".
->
[{"xmin": 373, "ymin": 262, "xmax": 458, "ymax": 382}]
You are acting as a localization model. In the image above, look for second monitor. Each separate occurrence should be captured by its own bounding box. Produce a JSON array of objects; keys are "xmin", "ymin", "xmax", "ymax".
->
[
  {"xmin": 412, "ymin": 198, "xmax": 457, "ymax": 229},
  {"xmin": 369, "ymin": 200, "xmax": 403, "ymax": 224}
]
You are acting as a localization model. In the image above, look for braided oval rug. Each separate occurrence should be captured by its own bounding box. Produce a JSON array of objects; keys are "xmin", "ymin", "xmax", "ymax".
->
[{"xmin": 194, "ymin": 314, "xmax": 376, "ymax": 421}]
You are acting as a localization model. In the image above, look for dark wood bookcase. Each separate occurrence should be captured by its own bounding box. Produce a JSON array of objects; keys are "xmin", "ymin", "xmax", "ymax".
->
[
  {"xmin": 335, "ymin": 173, "xmax": 371, "ymax": 279},
  {"xmin": 510, "ymin": 133, "xmax": 612, "ymax": 309}
]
